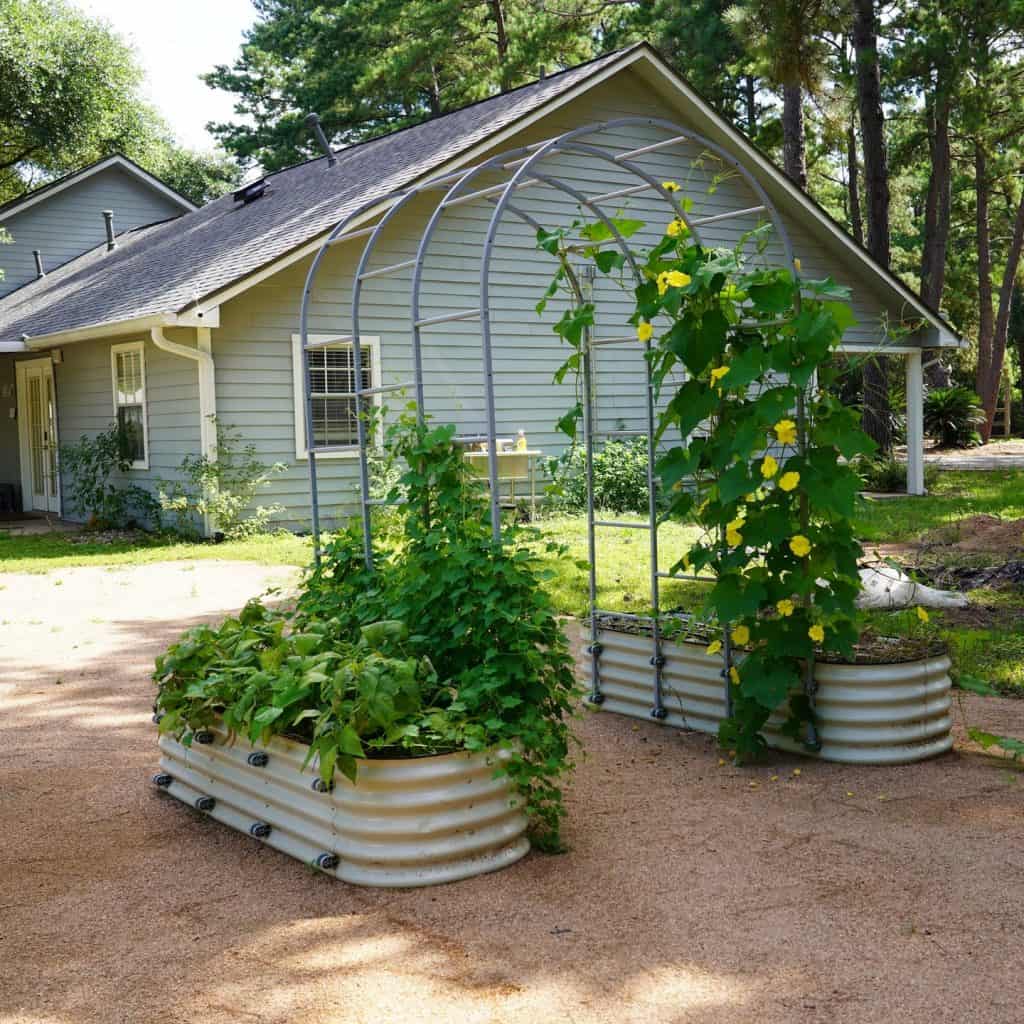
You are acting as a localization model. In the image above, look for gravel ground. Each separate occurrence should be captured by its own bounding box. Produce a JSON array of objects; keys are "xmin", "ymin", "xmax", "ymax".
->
[{"xmin": 2, "ymin": 561, "xmax": 1023, "ymax": 1024}]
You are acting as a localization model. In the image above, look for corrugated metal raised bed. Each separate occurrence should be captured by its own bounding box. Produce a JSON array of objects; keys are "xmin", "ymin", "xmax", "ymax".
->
[
  {"xmin": 154, "ymin": 723, "xmax": 529, "ymax": 887},
  {"xmin": 582, "ymin": 626, "xmax": 953, "ymax": 765}
]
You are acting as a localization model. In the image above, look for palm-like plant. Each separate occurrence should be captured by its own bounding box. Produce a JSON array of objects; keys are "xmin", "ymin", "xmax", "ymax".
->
[{"xmin": 923, "ymin": 386, "xmax": 985, "ymax": 448}]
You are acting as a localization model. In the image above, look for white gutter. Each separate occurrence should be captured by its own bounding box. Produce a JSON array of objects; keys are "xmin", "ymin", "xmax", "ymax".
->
[
  {"xmin": 151, "ymin": 325, "xmax": 217, "ymax": 538},
  {"xmin": 150, "ymin": 326, "xmax": 217, "ymax": 462}
]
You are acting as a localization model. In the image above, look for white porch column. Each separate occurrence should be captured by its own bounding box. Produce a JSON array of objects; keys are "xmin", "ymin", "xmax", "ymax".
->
[{"xmin": 905, "ymin": 350, "xmax": 925, "ymax": 495}]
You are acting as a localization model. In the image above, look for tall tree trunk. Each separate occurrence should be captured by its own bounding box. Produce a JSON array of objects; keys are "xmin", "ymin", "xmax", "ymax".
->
[
  {"xmin": 975, "ymin": 142, "xmax": 994, "ymax": 402},
  {"xmin": 852, "ymin": 0, "xmax": 892, "ymax": 451},
  {"xmin": 980, "ymin": 178, "xmax": 1024, "ymax": 438},
  {"xmin": 426, "ymin": 63, "xmax": 443, "ymax": 117},
  {"xmin": 920, "ymin": 86, "xmax": 952, "ymax": 311},
  {"xmin": 781, "ymin": 82, "xmax": 807, "ymax": 189},
  {"xmin": 490, "ymin": 0, "xmax": 511, "ymax": 91},
  {"xmin": 744, "ymin": 75, "xmax": 757, "ymax": 136},
  {"xmin": 852, "ymin": 0, "xmax": 890, "ymax": 267},
  {"xmin": 920, "ymin": 81, "xmax": 953, "ymax": 388},
  {"xmin": 846, "ymin": 119, "xmax": 863, "ymax": 245}
]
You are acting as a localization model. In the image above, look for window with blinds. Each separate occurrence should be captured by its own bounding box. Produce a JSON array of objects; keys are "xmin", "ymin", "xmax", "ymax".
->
[
  {"xmin": 111, "ymin": 343, "xmax": 147, "ymax": 466},
  {"xmin": 307, "ymin": 343, "xmax": 374, "ymax": 449}
]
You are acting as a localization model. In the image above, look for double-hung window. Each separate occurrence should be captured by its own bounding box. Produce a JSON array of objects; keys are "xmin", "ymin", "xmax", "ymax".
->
[
  {"xmin": 292, "ymin": 335, "xmax": 381, "ymax": 458},
  {"xmin": 111, "ymin": 342, "xmax": 148, "ymax": 468}
]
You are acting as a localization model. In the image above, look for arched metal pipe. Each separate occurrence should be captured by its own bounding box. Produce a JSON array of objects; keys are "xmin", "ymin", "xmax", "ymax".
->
[{"xmin": 298, "ymin": 116, "xmax": 803, "ymax": 736}]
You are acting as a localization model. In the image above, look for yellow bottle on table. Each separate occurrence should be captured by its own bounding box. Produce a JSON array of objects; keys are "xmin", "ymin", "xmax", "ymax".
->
[{"xmin": 515, "ymin": 429, "xmax": 528, "ymax": 451}]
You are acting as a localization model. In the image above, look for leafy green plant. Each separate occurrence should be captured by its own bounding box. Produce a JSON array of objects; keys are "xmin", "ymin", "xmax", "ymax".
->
[
  {"xmin": 547, "ymin": 437, "xmax": 652, "ymax": 514},
  {"xmin": 155, "ymin": 415, "xmax": 578, "ymax": 850},
  {"xmin": 955, "ymin": 675, "xmax": 1024, "ymax": 761},
  {"xmin": 538, "ymin": 205, "xmax": 874, "ymax": 758},
  {"xmin": 852, "ymin": 454, "xmax": 939, "ymax": 494},
  {"xmin": 60, "ymin": 425, "xmax": 160, "ymax": 528},
  {"xmin": 853, "ymin": 454, "xmax": 908, "ymax": 493},
  {"xmin": 924, "ymin": 386, "xmax": 985, "ymax": 448},
  {"xmin": 157, "ymin": 419, "xmax": 286, "ymax": 538}
]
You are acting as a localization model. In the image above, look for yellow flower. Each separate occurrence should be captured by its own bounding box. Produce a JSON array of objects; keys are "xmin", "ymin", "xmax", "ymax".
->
[
  {"xmin": 662, "ymin": 180, "xmax": 681, "ymax": 192},
  {"xmin": 729, "ymin": 666, "xmax": 740, "ymax": 685},
  {"xmin": 917, "ymin": 606, "xmax": 930, "ymax": 623},
  {"xmin": 636, "ymin": 320, "xmax": 653, "ymax": 342},
  {"xmin": 710, "ymin": 365, "xmax": 730, "ymax": 385},
  {"xmin": 776, "ymin": 598, "xmax": 795, "ymax": 617},
  {"xmin": 774, "ymin": 419, "xmax": 798, "ymax": 445},
  {"xmin": 793, "ymin": 257, "xmax": 802, "ymax": 273},
  {"xmin": 778, "ymin": 471, "xmax": 800, "ymax": 492},
  {"xmin": 656, "ymin": 271, "xmax": 671, "ymax": 296},
  {"xmin": 666, "ymin": 269, "xmax": 691, "ymax": 288},
  {"xmin": 706, "ymin": 639, "xmax": 722, "ymax": 656},
  {"xmin": 731, "ymin": 624, "xmax": 750, "ymax": 646},
  {"xmin": 761, "ymin": 454, "xmax": 779, "ymax": 479},
  {"xmin": 808, "ymin": 624, "xmax": 825, "ymax": 643},
  {"xmin": 789, "ymin": 535, "xmax": 811, "ymax": 558},
  {"xmin": 727, "ymin": 515, "xmax": 745, "ymax": 531},
  {"xmin": 666, "ymin": 218, "xmax": 690, "ymax": 238},
  {"xmin": 726, "ymin": 528, "xmax": 744, "ymax": 547}
]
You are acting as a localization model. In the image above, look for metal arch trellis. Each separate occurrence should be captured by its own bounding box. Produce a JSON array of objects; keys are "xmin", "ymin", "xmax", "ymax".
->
[{"xmin": 298, "ymin": 116, "xmax": 816, "ymax": 743}]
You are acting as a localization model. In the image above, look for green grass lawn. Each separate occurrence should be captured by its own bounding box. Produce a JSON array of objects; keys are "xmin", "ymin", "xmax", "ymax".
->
[
  {"xmin": 4, "ymin": 469, "xmax": 1024, "ymax": 692},
  {"xmin": 0, "ymin": 529, "xmax": 313, "ymax": 573},
  {"xmin": 853, "ymin": 469, "xmax": 1024, "ymax": 544}
]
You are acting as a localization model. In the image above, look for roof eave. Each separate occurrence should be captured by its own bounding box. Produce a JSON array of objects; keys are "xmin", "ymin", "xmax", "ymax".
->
[{"xmin": 21, "ymin": 308, "xmax": 218, "ymax": 350}]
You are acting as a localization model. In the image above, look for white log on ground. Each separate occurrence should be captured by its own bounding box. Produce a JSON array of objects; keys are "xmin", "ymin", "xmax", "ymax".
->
[{"xmin": 856, "ymin": 563, "xmax": 968, "ymax": 610}]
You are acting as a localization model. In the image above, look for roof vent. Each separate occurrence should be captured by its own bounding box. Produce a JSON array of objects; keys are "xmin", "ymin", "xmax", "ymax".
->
[
  {"xmin": 233, "ymin": 179, "xmax": 268, "ymax": 204},
  {"xmin": 305, "ymin": 113, "xmax": 337, "ymax": 167},
  {"xmin": 32, "ymin": 249, "xmax": 45, "ymax": 279},
  {"xmin": 102, "ymin": 210, "xmax": 116, "ymax": 251}
]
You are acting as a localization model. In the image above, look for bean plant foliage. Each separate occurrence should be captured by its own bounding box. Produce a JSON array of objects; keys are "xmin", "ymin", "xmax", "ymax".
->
[
  {"xmin": 155, "ymin": 415, "xmax": 578, "ymax": 850},
  {"xmin": 537, "ymin": 201, "xmax": 875, "ymax": 757}
]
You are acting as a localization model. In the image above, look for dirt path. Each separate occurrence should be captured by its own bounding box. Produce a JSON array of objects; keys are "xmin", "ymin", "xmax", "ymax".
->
[{"xmin": 2, "ymin": 562, "xmax": 1023, "ymax": 1024}]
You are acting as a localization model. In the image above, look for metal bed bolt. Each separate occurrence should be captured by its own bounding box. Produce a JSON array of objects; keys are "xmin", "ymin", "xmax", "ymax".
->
[
  {"xmin": 249, "ymin": 822, "xmax": 272, "ymax": 838},
  {"xmin": 152, "ymin": 773, "xmax": 173, "ymax": 788},
  {"xmin": 247, "ymin": 751, "xmax": 269, "ymax": 767},
  {"xmin": 194, "ymin": 796, "xmax": 216, "ymax": 812},
  {"xmin": 315, "ymin": 853, "xmax": 339, "ymax": 871},
  {"xmin": 193, "ymin": 730, "xmax": 215, "ymax": 745}
]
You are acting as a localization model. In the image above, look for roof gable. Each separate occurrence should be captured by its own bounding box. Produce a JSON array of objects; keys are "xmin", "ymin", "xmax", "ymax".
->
[{"xmin": 0, "ymin": 154, "xmax": 196, "ymax": 224}]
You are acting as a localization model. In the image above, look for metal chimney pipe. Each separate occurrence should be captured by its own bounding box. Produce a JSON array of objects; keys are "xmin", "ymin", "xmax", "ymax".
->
[
  {"xmin": 102, "ymin": 209, "xmax": 116, "ymax": 251},
  {"xmin": 304, "ymin": 113, "xmax": 337, "ymax": 167},
  {"xmin": 32, "ymin": 250, "xmax": 45, "ymax": 279}
]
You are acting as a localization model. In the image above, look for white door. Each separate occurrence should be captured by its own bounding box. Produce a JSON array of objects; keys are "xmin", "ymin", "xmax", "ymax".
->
[{"xmin": 16, "ymin": 358, "xmax": 60, "ymax": 514}]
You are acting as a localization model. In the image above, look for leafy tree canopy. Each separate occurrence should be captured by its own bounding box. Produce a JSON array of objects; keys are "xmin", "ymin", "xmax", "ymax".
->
[
  {"xmin": 204, "ymin": 0, "xmax": 600, "ymax": 171},
  {"xmin": 0, "ymin": 0, "xmax": 240, "ymax": 206}
]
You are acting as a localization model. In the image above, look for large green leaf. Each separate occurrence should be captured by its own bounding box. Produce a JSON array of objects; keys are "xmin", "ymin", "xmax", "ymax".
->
[{"xmin": 708, "ymin": 575, "xmax": 766, "ymax": 621}]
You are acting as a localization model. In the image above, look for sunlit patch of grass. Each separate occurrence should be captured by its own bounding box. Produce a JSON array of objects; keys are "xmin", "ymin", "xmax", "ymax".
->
[
  {"xmin": 531, "ymin": 512, "xmax": 707, "ymax": 618},
  {"xmin": 0, "ymin": 529, "xmax": 313, "ymax": 573},
  {"xmin": 853, "ymin": 469, "xmax": 1024, "ymax": 543}
]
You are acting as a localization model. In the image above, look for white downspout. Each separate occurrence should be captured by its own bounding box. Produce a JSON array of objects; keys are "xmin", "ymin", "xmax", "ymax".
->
[
  {"xmin": 150, "ymin": 326, "xmax": 217, "ymax": 533},
  {"xmin": 905, "ymin": 350, "xmax": 925, "ymax": 496}
]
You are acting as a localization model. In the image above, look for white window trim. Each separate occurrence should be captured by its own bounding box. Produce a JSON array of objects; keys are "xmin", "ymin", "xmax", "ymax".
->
[
  {"xmin": 110, "ymin": 341, "xmax": 150, "ymax": 470},
  {"xmin": 291, "ymin": 334, "xmax": 382, "ymax": 460}
]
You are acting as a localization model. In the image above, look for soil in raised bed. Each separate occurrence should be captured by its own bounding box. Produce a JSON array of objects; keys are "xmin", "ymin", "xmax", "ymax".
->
[{"xmin": 591, "ymin": 612, "xmax": 946, "ymax": 665}]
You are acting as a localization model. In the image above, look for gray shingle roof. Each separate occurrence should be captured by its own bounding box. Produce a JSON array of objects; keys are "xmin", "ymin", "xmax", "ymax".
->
[{"xmin": 0, "ymin": 47, "xmax": 636, "ymax": 346}]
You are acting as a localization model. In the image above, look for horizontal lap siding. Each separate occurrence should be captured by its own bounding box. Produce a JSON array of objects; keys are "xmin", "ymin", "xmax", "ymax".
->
[
  {"xmin": 55, "ymin": 333, "xmax": 201, "ymax": 521},
  {"xmin": 213, "ymin": 69, "xmax": 910, "ymax": 529},
  {"xmin": 0, "ymin": 168, "xmax": 186, "ymax": 297}
]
